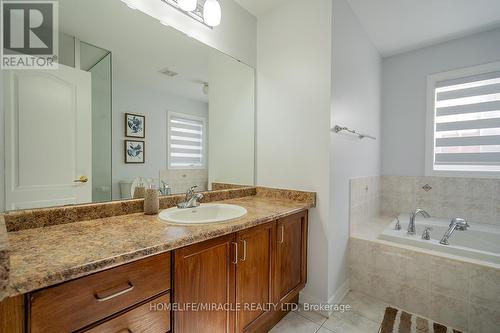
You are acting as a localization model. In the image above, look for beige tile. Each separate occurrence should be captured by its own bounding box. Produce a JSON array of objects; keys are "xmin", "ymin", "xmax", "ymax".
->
[
  {"xmin": 350, "ymin": 267, "xmax": 375, "ymax": 296},
  {"xmin": 399, "ymin": 285, "xmax": 431, "ymax": 318},
  {"xmin": 428, "ymin": 293, "xmax": 468, "ymax": 331},
  {"xmin": 341, "ymin": 291, "xmax": 389, "ymax": 323},
  {"xmin": 468, "ymin": 302, "xmax": 500, "ymax": 333},
  {"xmin": 399, "ymin": 249, "xmax": 430, "ymax": 289},
  {"xmin": 372, "ymin": 273, "xmax": 402, "ymax": 306},
  {"xmin": 373, "ymin": 245, "xmax": 404, "ymax": 279},
  {"xmin": 429, "ymin": 257, "xmax": 469, "ymax": 300},
  {"xmin": 349, "ymin": 239, "xmax": 376, "ymax": 271},
  {"xmin": 316, "ymin": 328, "xmax": 336, "ymax": 333},
  {"xmin": 323, "ymin": 310, "xmax": 380, "ymax": 333},
  {"xmin": 269, "ymin": 311, "xmax": 321, "ymax": 333},
  {"xmin": 295, "ymin": 303, "xmax": 328, "ymax": 325},
  {"xmin": 470, "ymin": 264, "xmax": 500, "ymax": 311}
]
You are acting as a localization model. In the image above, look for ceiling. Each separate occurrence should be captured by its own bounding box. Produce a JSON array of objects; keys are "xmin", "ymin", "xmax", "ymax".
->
[
  {"xmin": 60, "ymin": 0, "xmax": 212, "ymax": 102},
  {"xmin": 236, "ymin": 0, "xmax": 500, "ymax": 57},
  {"xmin": 346, "ymin": 0, "xmax": 500, "ymax": 56},
  {"xmin": 234, "ymin": 0, "xmax": 289, "ymax": 16}
]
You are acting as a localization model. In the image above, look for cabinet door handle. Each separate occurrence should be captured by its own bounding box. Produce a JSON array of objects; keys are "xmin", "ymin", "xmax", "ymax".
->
[
  {"xmin": 280, "ymin": 226, "xmax": 285, "ymax": 244},
  {"xmin": 241, "ymin": 240, "xmax": 247, "ymax": 262},
  {"xmin": 232, "ymin": 242, "xmax": 238, "ymax": 264},
  {"xmin": 94, "ymin": 281, "xmax": 134, "ymax": 302}
]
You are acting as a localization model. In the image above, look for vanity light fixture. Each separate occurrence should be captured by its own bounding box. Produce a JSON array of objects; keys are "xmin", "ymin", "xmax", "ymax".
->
[
  {"xmin": 178, "ymin": 0, "xmax": 197, "ymax": 12},
  {"xmin": 161, "ymin": 0, "xmax": 221, "ymax": 28},
  {"xmin": 203, "ymin": 0, "xmax": 221, "ymax": 27}
]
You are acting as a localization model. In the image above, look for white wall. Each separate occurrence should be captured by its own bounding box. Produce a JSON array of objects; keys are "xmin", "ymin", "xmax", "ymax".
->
[
  {"xmin": 256, "ymin": 0, "xmax": 332, "ymax": 304},
  {"xmin": 382, "ymin": 28, "xmax": 500, "ymax": 176},
  {"xmin": 208, "ymin": 51, "xmax": 255, "ymax": 186},
  {"xmin": 131, "ymin": 0, "xmax": 257, "ymax": 67},
  {"xmin": 112, "ymin": 77, "xmax": 208, "ymax": 200},
  {"xmin": 0, "ymin": 70, "xmax": 4, "ymax": 212},
  {"xmin": 329, "ymin": 0, "xmax": 381, "ymax": 299}
]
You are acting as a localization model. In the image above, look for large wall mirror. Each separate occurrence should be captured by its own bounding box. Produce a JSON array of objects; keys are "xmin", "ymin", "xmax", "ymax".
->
[{"xmin": 0, "ymin": 0, "xmax": 255, "ymax": 211}]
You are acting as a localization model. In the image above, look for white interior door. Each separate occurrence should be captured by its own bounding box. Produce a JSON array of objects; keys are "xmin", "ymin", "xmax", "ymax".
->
[{"xmin": 3, "ymin": 64, "xmax": 92, "ymax": 210}]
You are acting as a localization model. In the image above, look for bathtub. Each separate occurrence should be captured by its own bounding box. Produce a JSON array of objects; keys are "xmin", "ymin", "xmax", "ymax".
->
[{"xmin": 378, "ymin": 214, "xmax": 500, "ymax": 265}]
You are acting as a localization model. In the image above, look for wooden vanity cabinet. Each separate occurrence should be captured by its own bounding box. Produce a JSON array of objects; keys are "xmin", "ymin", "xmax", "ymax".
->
[
  {"xmin": 173, "ymin": 233, "xmax": 237, "ymax": 333},
  {"xmin": 173, "ymin": 210, "xmax": 308, "ymax": 333},
  {"xmin": 275, "ymin": 211, "xmax": 308, "ymax": 303},
  {"xmin": 235, "ymin": 222, "xmax": 275, "ymax": 333},
  {"xmin": 28, "ymin": 252, "xmax": 171, "ymax": 333}
]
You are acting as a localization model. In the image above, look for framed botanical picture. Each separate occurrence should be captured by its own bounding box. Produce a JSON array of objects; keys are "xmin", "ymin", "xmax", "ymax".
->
[
  {"xmin": 125, "ymin": 140, "xmax": 145, "ymax": 164},
  {"xmin": 125, "ymin": 113, "xmax": 145, "ymax": 138}
]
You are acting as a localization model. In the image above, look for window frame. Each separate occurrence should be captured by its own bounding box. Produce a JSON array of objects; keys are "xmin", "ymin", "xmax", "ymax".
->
[
  {"xmin": 167, "ymin": 111, "xmax": 208, "ymax": 170},
  {"xmin": 425, "ymin": 61, "xmax": 500, "ymax": 179}
]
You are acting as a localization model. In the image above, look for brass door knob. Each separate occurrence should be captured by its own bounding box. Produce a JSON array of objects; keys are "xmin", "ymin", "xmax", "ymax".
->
[{"xmin": 74, "ymin": 176, "xmax": 89, "ymax": 183}]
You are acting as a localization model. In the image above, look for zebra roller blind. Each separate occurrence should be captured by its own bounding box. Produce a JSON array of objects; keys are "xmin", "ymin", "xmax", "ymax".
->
[
  {"xmin": 168, "ymin": 113, "xmax": 205, "ymax": 168},
  {"xmin": 433, "ymin": 70, "xmax": 500, "ymax": 172}
]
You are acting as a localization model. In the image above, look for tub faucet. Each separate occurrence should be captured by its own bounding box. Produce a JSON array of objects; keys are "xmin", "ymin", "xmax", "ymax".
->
[
  {"xmin": 408, "ymin": 209, "xmax": 431, "ymax": 235},
  {"xmin": 439, "ymin": 218, "xmax": 469, "ymax": 245},
  {"xmin": 177, "ymin": 185, "xmax": 204, "ymax": 209}
]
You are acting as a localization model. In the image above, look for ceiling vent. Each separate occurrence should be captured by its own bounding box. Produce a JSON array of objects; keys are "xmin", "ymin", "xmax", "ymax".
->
[{"xmin": 159, "ymin": 68, "xmax": 179, "ymax": 77}]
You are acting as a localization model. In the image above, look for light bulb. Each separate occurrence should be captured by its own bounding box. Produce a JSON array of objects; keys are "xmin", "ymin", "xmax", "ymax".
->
[
  {"xmin": 178, "ymin": 0, "xmax": 197, "ymax": 12},
  {"xmin": 203, "ymin": 0, "xmax": 221, "ymax": 27}
]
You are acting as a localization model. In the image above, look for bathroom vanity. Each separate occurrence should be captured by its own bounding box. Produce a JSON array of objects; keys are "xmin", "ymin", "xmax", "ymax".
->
[{"xmin": 0, "ymin": 187, "xmax": 314, "ymax": 333}]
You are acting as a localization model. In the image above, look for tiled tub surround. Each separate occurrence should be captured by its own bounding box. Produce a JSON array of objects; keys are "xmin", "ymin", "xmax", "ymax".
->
[
  {"xmin": 349, "ymin": 237, "xmax": 500, "ymax": 333},
  {"xmin": 0, "ymin": 186, "xmax": 315, "ymax": 298},
  {"xmin": 349, "ymin": 176, "xmax": 500, "ymax": 332},
  {"xmin": 380, "ymin": 176, "xmax": 500, "ymax": 225},
  {"xmin": 160, "ymin": 168, "xmax": 209, "ymax": 194},
  {"xmin": 349, "ymin": 176, "xmax": 381, "ymax": 226}
]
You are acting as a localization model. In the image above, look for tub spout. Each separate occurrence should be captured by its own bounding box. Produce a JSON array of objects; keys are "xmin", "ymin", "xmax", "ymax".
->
[{"xmin": 408, "ymin": 209, "xmax": 431, "ymax": 235}]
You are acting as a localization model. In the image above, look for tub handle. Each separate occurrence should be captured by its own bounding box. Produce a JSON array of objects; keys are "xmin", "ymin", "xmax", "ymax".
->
[
  {"xmin": 421, "ymin": 227, "xmax": 432, "ymax": 240},
  {"xmin": 394, "ymin": 217, "xmax": 401, "ymax": 230}
]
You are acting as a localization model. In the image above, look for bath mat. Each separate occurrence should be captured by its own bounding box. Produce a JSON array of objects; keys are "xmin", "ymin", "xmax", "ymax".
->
[{"xmin": 379, "ymin": 307, "xmax": 463, "ymax": 333}]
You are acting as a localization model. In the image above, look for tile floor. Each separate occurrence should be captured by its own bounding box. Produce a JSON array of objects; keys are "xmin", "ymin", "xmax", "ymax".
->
[{"xmin": 270, "ymin": 291, "xmax": 386, "ymax": 333}]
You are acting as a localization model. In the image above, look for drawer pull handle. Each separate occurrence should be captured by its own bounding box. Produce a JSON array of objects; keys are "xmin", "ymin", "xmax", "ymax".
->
[
  {"xmin": 95, "ymin": 281, "xmax": 134, "ymax": 302},
  {"xmin": 241, "ymin": 240, "xmax": 247, "ymax": 262},
  {"xmin": 232, "ymin": 242, "xmax": 238, "ymax": 264}
]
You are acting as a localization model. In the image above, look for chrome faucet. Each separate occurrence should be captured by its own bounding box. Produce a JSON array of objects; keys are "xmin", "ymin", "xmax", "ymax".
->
[
  {"xmin": 439, "ymin": 218, "xmax": 469, "ymax": 245},
  {"xmin": 177, "ymin": 185, "xmax": 204, "ymax": 209},
  {"xmin": 408, "ymin": 209, "xmax": 431, "ymax": 235}
]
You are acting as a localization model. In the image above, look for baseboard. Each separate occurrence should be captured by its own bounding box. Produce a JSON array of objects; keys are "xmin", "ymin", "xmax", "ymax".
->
[
  {"xmin": 328, "ymin": 279, "xmax": 350, "ymax": 305},
  {"xmin": 298, "ymin": 279, "xmax": 351, "ymax": 318}
]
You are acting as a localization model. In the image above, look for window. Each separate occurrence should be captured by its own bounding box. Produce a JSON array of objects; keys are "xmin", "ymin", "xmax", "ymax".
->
[
  {"xmin": 426, "ymin": 62, "xmax": 500, "ymax": 178},
  {"xmin": 168, "ymin": 112, "xmax": 206, "ymax": 169}
]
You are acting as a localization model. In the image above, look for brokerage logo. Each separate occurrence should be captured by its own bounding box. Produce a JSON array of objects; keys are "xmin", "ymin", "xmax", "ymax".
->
[{"xmin": 1, "ymin": 0, "xmax": 58, "ymax": 69}]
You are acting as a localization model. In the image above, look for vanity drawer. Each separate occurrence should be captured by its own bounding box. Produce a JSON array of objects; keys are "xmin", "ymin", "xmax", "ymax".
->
[
  {"xmin": 83, "ymin": 293, "xmax": 171, "ymax": 333},
  {"xmin": 29, "ymin": 252, "xmax": 170, "ymax": 333}
]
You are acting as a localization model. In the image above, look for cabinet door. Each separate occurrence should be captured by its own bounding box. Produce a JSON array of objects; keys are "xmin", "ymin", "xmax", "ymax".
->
[
  {"xmin": 236, "ymin": 222, "xmax": 275, "ymax": 333},
  {"xmin": 174, "ymin": 234, "xmax": 236, "ymax": 333},
  {"xmin": 275, "ymin": 211, "xmax": 308, "ymax": 303}
]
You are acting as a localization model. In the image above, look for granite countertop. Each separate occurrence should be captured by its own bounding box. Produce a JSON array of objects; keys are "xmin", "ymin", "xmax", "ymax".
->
[
  {"xmin": 0, "ymin": 215, "xmax": 10, "ymax": 300},
  {"xmin": 6, "ymin": 194, "xmax": 313, "ymax": 296}
]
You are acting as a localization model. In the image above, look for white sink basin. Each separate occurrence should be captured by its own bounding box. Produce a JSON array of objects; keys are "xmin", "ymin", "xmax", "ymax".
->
[{"xmin": 158, "ymin": 204, "xmax": 247, "ymax": 224}]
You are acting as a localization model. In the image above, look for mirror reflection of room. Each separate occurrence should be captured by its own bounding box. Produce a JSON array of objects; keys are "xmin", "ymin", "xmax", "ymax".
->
[{"xmin": 1, "ymin": 0, "xmax": 255, "ymax": 211}]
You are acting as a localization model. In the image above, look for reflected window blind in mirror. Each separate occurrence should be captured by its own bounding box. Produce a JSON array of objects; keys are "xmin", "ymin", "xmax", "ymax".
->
[
  {"xmin": 433, "ymin": 69, "xmax": 500, "ymax": 173},
  {"xmin": 168, "ymin": 113, "xmax": 206, "ymax": 169}
]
